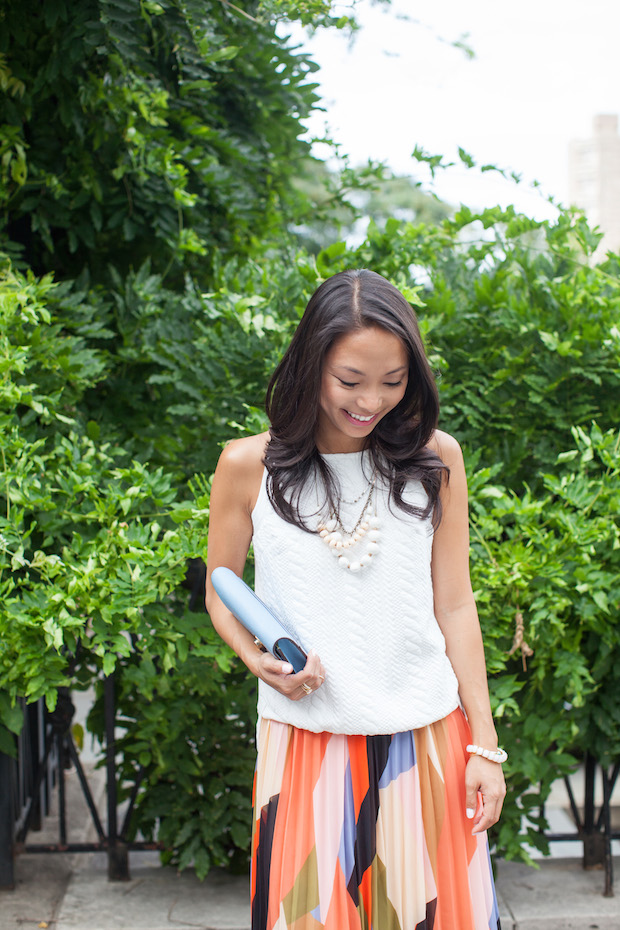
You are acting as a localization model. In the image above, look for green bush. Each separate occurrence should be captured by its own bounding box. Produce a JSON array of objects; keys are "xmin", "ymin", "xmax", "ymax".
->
[
  {"xmin": 467, "ymin": 424, "xmax": 620, "ymax": 858},
  {"xmin": 3, "ymin": 193, "xmax": 620, "ymax": 871},
  {"xmin": 0, "ymin": 263, "xmax": 201, "ymax": 725},
  {"xmin": 0, "ymin": 0, "xmax": 321, "ymax": 282}
]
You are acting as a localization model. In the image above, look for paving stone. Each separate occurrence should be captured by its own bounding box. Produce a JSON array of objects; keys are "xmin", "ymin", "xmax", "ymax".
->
[
  {"xmin": 54, "ymin": 857, "xmax": 249, "ymax": 930},
  {"xmin": 496, "ymin": 858, "xmax": 620, "ymax": 930}
]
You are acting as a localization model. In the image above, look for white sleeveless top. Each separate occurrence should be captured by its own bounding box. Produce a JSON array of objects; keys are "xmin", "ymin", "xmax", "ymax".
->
[{"xmin": 251, "ymin": 451, "xmax": 459, "ymax": 735}]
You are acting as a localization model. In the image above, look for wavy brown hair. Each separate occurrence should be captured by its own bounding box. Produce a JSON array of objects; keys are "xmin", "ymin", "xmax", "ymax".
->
[{"xmin": 264, "ymin": 269, "xmax": 448, "ymax": 531}]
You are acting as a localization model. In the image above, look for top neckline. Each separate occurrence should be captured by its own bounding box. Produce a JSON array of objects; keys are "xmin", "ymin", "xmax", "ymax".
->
[
  {"xmin": 318, "ymin": 450, "xmax": 373, "ymax": 480},
  {"xmin": 319, "ymin": 449, "xmax": 368, "ymax": 458}
]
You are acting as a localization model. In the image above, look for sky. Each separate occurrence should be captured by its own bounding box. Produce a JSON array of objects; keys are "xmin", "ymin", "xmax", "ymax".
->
[{"xmin": 282, "ymin": 0, "xmax": 620, "ymax": 219}]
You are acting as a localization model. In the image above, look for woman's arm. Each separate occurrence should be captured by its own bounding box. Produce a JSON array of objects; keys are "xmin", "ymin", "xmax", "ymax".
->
[
  {"xmin": 430, "ymin": 430, "xmax": 506, "ymax": 833},
  {"xmin": 205, "ymin": 434, "xmax": 325, "ymax": 700}
]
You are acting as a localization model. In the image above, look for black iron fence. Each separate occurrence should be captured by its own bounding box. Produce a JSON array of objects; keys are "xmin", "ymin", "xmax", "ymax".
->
[
  {"xmin": 545, "ymin": 756, "xmax": 619, "ymax": 897},
  {"xmin": 0, "ymin": 697, "xmax": 59, "ymax": 889},
  {"xmin": 0, "ymin": 675, "xmax": 161, "ymax": 890}
]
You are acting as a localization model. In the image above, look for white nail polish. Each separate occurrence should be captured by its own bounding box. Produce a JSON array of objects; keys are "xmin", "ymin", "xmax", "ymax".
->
[{"xmin": 466, "ymin": 808, "xmax": 475, "ymax": 819}]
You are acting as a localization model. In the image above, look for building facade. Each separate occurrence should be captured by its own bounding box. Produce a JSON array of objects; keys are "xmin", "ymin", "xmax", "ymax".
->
[{"xmin": 569, "ymin": 115, "xmax": 620, "ymax": 257}]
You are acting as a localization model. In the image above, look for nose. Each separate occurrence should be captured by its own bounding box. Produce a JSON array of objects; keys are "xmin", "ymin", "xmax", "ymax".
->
[{"xmin": 358, "ymin": 390, "xmax": 383, "ymax": 414}]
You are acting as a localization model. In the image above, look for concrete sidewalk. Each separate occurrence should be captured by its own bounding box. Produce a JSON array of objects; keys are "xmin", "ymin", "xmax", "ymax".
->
[{"xmin": 3, "ymin": 848, "xmax": 619, "ymax": 930}]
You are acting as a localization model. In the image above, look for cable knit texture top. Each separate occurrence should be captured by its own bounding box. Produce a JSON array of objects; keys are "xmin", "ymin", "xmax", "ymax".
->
[{"xmin": 252, "ymin": 451, "xmax": 460, "ymax": 735}]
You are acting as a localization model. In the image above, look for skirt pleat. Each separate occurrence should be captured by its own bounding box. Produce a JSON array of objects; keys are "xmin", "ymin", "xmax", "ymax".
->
[{"xmin": 251, "ymin": 708, "xmax": 501, "ymax": 930}]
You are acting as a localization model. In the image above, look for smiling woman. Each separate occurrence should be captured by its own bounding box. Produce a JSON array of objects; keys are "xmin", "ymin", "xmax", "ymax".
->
[
  {"xmin": 205, "ymin": 269, "xmax": 505, "ymax": 930},
  {"xmin": 262, "ymin": 270, "xmax": 446, "ymax": 532}
]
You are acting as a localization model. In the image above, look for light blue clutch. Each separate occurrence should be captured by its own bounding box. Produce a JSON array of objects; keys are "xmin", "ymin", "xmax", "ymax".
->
[{"xmin": 210, "ymin": 567, "xmax": 307, "ymax": 673}]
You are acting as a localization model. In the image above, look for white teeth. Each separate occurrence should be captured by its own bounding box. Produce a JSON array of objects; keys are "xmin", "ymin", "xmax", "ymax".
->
[{"xmin": 347, "ymin": 411, "xmax": 374, "ymax": 422}]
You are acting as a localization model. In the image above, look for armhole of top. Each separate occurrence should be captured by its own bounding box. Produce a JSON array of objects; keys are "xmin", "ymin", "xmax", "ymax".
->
[{"xmin": 250, "ymin": 466, "xmax": 268, "ymax": 534}]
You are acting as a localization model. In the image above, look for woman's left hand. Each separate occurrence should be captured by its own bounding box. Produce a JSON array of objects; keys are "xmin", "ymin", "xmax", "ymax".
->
[{"xmin": 465, "ymin": 755, "xmax": 506, "ymax": 834}]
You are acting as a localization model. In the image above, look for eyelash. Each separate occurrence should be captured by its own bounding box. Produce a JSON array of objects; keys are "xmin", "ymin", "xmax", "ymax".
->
[{"xmin": 338, "ymin": 379, "xmax": 403, "ymax": 388}]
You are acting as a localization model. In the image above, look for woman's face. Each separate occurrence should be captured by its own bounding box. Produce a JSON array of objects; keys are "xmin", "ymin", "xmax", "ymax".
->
[{"xmin": 316, "ymin": 326, "xmax": 409, "ymax": 453}]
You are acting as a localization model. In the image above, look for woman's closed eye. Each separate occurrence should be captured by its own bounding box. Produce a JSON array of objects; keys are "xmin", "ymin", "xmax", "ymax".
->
[{"xmin": 337, "ymin": 378, "xmax": 403, "ymax": 389}]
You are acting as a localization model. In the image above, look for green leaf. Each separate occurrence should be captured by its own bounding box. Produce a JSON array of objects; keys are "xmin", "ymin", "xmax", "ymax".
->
[{"xmin": 103, "ymin": 654, "xmax": 117, "ymax": 677}]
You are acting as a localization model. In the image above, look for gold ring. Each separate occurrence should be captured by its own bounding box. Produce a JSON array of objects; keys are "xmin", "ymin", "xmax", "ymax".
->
[{"xmin": 301, "ymin": 683, "xmax": 313, "ymax": 695}]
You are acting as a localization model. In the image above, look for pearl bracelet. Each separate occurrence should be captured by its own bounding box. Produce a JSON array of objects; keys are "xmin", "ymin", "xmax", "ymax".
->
[{"xmin": 466, "ymin": 744, "xmax": 508, "ymax": 764}]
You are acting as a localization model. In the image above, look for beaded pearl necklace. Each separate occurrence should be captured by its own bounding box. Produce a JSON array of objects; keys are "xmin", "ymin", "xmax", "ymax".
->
[{"xmin": 317, "ymin": 472, "xmax": 380, "ymax": 572}]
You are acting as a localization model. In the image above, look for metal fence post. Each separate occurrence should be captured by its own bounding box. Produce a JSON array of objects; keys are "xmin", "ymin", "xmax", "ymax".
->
[
  {"xmin": 104, "ymin": 674, "xmax": 129, "ymax": 881},
  {"xmin": 601, "ymin": 766, "xmax": 615, "ymax": 898},
  {"xmin": 583, "ymin": 753, "xmax": 606, "ymax": 869},
  {"xmin": 0, "ymin": 751, "xmax": 15, "ymax": 889}
]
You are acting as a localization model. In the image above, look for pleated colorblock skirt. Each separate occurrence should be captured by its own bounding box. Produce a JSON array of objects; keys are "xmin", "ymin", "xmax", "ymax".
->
[{"xmin": 251, "ymin": 707, "xmax": 501, "ymax": 930}]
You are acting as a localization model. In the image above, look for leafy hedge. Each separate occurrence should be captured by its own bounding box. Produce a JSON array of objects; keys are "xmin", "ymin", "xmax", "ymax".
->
[
  {"xmin": 468, "ymin": 423, "xmax": 620, "ymax": 855},
  {"xmin": 0, "ymin": 0, "xmax": 323, "ymax": 282},
  {"xmin": 3, "ymin": 197, "xmax": 619, "ymax": 871}
]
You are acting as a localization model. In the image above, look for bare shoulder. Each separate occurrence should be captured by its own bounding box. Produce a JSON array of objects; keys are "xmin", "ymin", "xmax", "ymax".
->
[
  {"xmin": 212, "ymin": 431, "xmax": 270, "ymax": 516},
  {"xmin": 217, "ymin": 431, "xmax": 270, "ymax": 476},
  {"xmin": 427, "ymin": 429, "xmax": 463, "ymax": 468}
]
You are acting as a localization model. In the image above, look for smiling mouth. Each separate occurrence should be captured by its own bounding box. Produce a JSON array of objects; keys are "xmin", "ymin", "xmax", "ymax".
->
[{"xmin": 345, "ymin": 410, "xmax": 377, "ymax": 424}]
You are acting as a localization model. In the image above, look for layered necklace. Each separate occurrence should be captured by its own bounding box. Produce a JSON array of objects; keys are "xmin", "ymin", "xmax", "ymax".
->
[{"xmin": 317, "ymin": 471, "xmax": 380, "ymax": 572}]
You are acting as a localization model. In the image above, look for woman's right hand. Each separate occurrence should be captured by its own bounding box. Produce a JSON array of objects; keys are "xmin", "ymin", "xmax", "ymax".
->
[{"xmin": 256, "ymin": 649, "xmax": 326, "ymax": 701}]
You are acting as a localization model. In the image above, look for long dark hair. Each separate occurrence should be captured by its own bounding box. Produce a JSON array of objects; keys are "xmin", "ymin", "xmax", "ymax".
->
[{"xmin": 264, "ymin": 269, "xmax": 448, "ymax": 531}]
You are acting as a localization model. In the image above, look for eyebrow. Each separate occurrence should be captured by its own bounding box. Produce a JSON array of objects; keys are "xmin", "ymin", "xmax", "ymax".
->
[{"xmin": 335, "ymin": 365, "xmax": 408, "ymax": 376}]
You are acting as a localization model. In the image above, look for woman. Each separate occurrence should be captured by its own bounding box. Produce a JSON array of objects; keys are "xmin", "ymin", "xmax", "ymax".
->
[{"xmin": 206, "ymin": 269, "xmax": 506, "ymax": 930}]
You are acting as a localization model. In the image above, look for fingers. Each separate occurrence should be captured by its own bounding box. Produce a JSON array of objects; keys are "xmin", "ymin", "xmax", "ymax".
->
[
  {"xmin": 291, "ymin": 650, "xmax": 326, "ymax": 700},
  {"xmin": 257, "ymin": 649, "xmax": 326, "ymax": 701},
  {"xmin": 465, "ymin": 757, "xmax": 506, "ymax": 834},
  {"xmin": 472, "ymin": 791, "xmax": 504, "ymax": 834}
]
